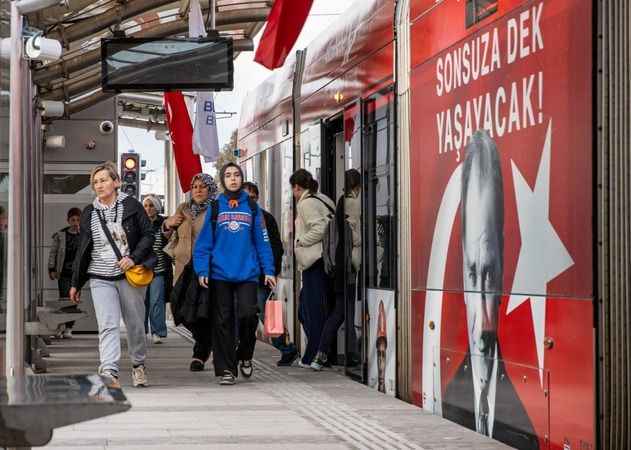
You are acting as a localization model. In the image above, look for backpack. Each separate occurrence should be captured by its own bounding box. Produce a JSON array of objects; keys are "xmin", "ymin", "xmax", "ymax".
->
[
  {"xmin": 308, "ymin": 194, "xmax": 337, "ymax": 276},
  {"xmin": 210, "ymin": 197, "xmax": 258, "ymax": 236}
]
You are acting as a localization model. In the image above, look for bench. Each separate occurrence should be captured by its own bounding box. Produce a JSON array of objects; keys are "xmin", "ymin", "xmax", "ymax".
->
[{"xmin": 0, "ymin": 374, "xmax": 131, "ymax": 447}]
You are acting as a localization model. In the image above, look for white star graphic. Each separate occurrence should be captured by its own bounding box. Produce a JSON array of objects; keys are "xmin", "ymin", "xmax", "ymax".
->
[{"xmin": 507, "ymin": 121, "xmax": 574, "ymax": 386}]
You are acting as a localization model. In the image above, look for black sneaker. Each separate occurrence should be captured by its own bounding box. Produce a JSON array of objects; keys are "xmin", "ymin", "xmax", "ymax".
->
[
  {"xmin": 190, "ymin": 359, "xmax": 204, "ymax": 372},
  {"xmin": 239, "ymin": 360, "xmax": 254, "ymax": 378},
  {"xmin": 277, "ymin": 349, "xmax": 299, "ymax": 367},
  {"xmin": 220, "ymin": 370, "xmax": 236, "ymax": 385}
]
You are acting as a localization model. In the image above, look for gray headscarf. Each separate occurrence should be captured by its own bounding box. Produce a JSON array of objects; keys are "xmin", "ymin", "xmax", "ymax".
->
[
  {"xmin": 143, "ymin": 194, "xmax": 163, "ymax": 214},
  {"xmin": 189, "ymin": 173, "xmax": 218, "ymax": 219}
]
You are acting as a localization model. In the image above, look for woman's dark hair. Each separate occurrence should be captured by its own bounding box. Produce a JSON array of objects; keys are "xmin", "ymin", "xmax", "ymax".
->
[
  {"xmin": 289, "ymin": 169, "xmax": 318, "ymax": 193},
  {"xmin": 242, "ymin": 181, "xmax": 259, "ymax": 197},
  {"xmin": 344, "ymin": 169, "xmax": 361, "ymax": 194},
  {"xmin": 219, "ymin": 162, "xmax": 244, "ymax": 191}
]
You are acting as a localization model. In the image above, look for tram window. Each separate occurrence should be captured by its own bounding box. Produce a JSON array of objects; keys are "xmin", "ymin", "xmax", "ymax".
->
[
  {"xmin": 43, "ymin": 174, "xmax": 91, "ymax": 195},
  {"xmin": 364, "ymin": 95, "xmax": 396, "ymax": 290},
  {"xmin": 466, "ymin": 0, "xmax": 498, "ymax": 27}
]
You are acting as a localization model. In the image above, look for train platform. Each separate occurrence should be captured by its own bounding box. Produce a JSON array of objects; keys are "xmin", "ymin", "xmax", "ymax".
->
[{"xmin": 41, "ymin": 327, "xmax": 509, "ymax": 450}]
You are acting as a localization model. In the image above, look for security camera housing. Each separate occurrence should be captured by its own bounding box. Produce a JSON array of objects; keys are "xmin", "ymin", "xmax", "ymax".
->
[{"xmin": 99, "ymin": 121, "xmax": 114, "ymax": 135}]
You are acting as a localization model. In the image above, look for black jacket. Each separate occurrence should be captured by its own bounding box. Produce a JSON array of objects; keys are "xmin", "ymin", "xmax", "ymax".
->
[
  {"xmin": 170, "ymin": 262, "xmax": 212, "ymax": 327},
  {"xmin": 71, "ymin": 196, "xmax": 156, "ymax": 290},
  {"xmin": 262, "ymin": 209, "xmax": 283, "ymax": 277}
]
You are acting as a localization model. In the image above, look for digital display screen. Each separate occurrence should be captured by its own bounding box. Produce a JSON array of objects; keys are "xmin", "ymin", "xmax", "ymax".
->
[{"xmin": 101, "ymin": 37, "xmax": 234, "ymax": 92}]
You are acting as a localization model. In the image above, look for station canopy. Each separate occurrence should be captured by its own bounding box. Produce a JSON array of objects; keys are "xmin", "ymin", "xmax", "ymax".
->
[{"xmin": 28, "ymin": 0, "xmax": 272, "ymax": 127}]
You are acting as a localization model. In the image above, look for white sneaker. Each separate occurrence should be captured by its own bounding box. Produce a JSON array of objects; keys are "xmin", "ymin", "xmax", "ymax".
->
[
  {"xmin": 132, "ymin": 365, "xmax": 148, "ymax": 387},
  {"xmin": 63, "ymin": 328, "xmax": 73, "ymax": 339},
  {"xmin": 152, "ymin": 335, "xmax": 162, "ymax": 344},
  {"xmin": 296, "ymin": 360, "xmax": 311, "ymax": 369}
]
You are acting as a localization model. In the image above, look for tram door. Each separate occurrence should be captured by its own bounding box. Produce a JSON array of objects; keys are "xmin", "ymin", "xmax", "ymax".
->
[{"xmin": 362, "ymin": 87, "xmax": 397, "ymax": 395}]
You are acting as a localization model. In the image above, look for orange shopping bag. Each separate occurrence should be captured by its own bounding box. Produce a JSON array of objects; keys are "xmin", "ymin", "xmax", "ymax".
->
[{"xmin": 264, "ymin": 290, "xmax": 284, "ymax": 338}]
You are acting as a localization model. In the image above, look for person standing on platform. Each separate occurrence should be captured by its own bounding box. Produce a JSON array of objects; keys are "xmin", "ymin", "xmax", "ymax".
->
[
  {"xmin": 242, "ymin": 182, "xmax": 299, "ymax": 366},
  {"xmin": 290, "ymin": 169, "xmax": 336, "ymax": 367},
  {"xmin": 311, "ymin": 169, "xmax": 362, "ymax": 370},
  {"xmin": 48, "ymin": 207, "xmax": 82, "ymax": 338},
  {"xmin": 163, "ymin": 173, "xmax": 218, "ymax": 371},
  {"xmin": 142, "ymin": 195, "xmax": 172, "ymax": 344},
  {"xmin": 194, "ymin": 163, "xmax": 276, "ymax": 386},
  {"xmin": 69, "ymin": 161, "xmax": 155, "ymax": 388}
]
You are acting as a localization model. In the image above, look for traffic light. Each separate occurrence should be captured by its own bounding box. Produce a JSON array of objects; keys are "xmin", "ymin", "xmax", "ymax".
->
[{"xmin": 120, "ymin": 153, "xmax": 140, "ymax": 198}]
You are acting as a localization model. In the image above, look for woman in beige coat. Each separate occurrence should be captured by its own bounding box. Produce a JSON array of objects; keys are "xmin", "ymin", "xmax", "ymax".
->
[
  {"xmin": 164, "ymin": 173, "xmax": 217, "ymax": 371},
  {"xmin": 290, "ymin": 169, "xmax": 335, "ymax": 367}
]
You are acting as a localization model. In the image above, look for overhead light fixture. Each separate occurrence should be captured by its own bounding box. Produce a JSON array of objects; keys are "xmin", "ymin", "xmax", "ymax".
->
[{"xmin": 16, "ymin": 0, "xmax": 66, "ymax": 14}]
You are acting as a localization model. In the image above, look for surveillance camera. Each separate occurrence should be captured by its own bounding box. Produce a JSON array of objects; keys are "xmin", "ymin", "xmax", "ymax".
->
[
  {"xmin": 25, "ymin": 36, "xmax": 62, "ymax": 62},
  {"xmin": 99, "ymin": 121, "xmax": 114, "ymax": 135}
]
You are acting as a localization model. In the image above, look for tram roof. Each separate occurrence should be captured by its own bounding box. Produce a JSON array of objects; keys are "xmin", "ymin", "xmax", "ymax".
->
[{"xmin": 26, "ymin": 0, "xmax": 272, "ymax": 121}]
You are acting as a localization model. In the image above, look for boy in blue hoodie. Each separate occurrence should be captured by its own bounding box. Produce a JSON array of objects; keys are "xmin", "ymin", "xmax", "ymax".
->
[{"xmin": 193, "ymin": 163, "xmax": 276, "ymax": 385}]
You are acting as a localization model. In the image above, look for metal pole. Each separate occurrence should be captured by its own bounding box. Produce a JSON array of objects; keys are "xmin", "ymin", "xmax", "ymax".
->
[
  {"xmin": 6, "ymin": 1, "xmax": 26, "ymax": 378},
  {"xmin": 210, "ymin": 0, "xmax": 216, "ymax": 30}
]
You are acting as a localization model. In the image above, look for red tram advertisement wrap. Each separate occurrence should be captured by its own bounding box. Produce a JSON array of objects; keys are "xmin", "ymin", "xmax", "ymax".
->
[{"xmin": 409, "ymin": 1, "xmax": 594, "ymax": 449}]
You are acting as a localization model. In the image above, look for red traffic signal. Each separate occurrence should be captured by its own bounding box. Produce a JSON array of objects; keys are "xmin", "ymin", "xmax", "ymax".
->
[{"xmin": 120, "ymin": 153, "xmax": 140, "ymax": 198}]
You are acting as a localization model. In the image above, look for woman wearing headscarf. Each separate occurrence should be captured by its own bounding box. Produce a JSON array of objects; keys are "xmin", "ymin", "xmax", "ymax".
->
[
  {"xmin": 163, "ymin": 173, "xmax": 218, "ymax": 371},
  {"xmin": 193, "ymin": 163, "xmax": 275, "ymax": 385},
  {"xmin": 142, "ymin": 195, "xmax": 172, "ymax": 344}
]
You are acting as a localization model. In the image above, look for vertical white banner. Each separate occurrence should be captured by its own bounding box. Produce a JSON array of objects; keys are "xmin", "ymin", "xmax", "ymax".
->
[{"xmin": 189, "ymin": 0, "xmax": 220, "ymax": 162}]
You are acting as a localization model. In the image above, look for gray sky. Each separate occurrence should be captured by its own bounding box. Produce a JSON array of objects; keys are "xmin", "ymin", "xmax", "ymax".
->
[{"xmin": 119, "ymin": 0, "xmax": 355, "ymax": 195}]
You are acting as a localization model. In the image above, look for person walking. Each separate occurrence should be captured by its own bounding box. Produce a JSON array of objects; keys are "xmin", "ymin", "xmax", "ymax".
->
[
  {"xmin": 311, "ymin": 169, "xmax": 362, "ymax": 370},
  {"xmin": 194, "ymin": 163, "xmax": 276, "ymax": 385},
  {"xmin": 290, "ymin": 169, "xmax": 335, "ymax": 367},
  {"xmin": 69, "ymin": 161, "xmax": 155, "ymax": 388},
  {"xmin": 142, "ymin": 195, "xmax": 172, "ymax": 344},
  {"xmin": 242, "ymin": 182, "xmax": 299, "ymax": 366},
  {"xmin": 48, "ymin": 207, "xmax": 82, "ymax": 338},
  {"xmin": 163, "ymin": 173, "xmax": 218, "ymax": 371}
]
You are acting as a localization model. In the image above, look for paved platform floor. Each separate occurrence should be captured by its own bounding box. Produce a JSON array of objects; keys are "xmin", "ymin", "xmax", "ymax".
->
[{"xmin": 42, "ymin": 326, "xmax": 509, "ymax": 450}]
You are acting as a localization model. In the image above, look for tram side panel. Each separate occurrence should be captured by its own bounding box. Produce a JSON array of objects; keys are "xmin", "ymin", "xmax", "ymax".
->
[{"xmin": 409, "ymin": 1, "xmax": 594, "ymax": 449}]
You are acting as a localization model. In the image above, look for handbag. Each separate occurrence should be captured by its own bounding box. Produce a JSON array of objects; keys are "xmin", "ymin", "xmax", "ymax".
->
[
  {"xmin": 263, "ymin": 290, "xmax": 284, "ymax": 338},
  {"xmin": 97, "ymin": 210, "xmax": 154, "ymax": 288}
]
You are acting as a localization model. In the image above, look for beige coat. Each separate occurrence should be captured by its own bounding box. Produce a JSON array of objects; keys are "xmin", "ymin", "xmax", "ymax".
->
[
  {"xmin": 294, "ymin": 190, "xmax": 335, "ymax": 271},
  {"xmin": 344, "ymin": 192, "xmax": 362, "ymax": 272},
  {"xmin": 164, "ymin": 202, "xmax": 208, "ymax": 283}
]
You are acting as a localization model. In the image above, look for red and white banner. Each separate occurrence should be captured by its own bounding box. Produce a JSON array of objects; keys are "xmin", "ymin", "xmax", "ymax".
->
[
  {"xmin": 254, "ymin": 0, "xmax": 314, "ymax": 70},
  {"xmin": 163, "ymin": 91, "xmax": 202, "ymax": 192}
]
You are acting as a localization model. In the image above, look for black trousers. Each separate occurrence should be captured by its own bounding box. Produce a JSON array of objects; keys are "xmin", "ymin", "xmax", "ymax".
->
[
  {"xmin": 191, "ymin": 319, "xmax": 213, "ymax": 362},
  {"xmin": 58, "ymin": 276, "xmax": 77, "ymax": 329},
  {"xmin": 212, "ymin": 280, "xmax": 258, "ymax": 377}
]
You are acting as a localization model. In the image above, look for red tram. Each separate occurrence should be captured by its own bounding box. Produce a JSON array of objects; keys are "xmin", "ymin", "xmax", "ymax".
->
[{"xmin": 238, "ymin": 1, "xmax": 624, "ymax": 449}]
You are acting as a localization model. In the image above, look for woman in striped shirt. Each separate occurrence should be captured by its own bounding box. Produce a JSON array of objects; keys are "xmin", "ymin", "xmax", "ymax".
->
[
  {"xmin": 69, "ymin": 162, "xmax": 156, "ymax": 388},
  {"xmin": 142, "ymin": 195, "xmax": 172, "ymax": 345}
]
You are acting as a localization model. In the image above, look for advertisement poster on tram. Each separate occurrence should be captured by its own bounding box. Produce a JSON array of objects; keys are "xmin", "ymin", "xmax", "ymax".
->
[
  {"xmin": 367, "ymin": 289, "xmax": 396, "ymax": 396},
  {"xmin": 409, "ymin": 1, "xmax": 593, "ymax": 449}
]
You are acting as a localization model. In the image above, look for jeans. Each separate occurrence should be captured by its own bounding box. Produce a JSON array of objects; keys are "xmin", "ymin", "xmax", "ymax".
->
[
  {"xmin": 144, "ymin": 274, "xmax": 167, "ymax": 338},
  {"xmin": 90, "ymin": 278, "xmax": 147, "ymax": 375},
  {"xmin": 257, "ymin": 285, "xmax": 297, "ymax": 356},
  {"xmin": 298, "ymin": 259, "xmax": 328, "ymax": 365}
]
